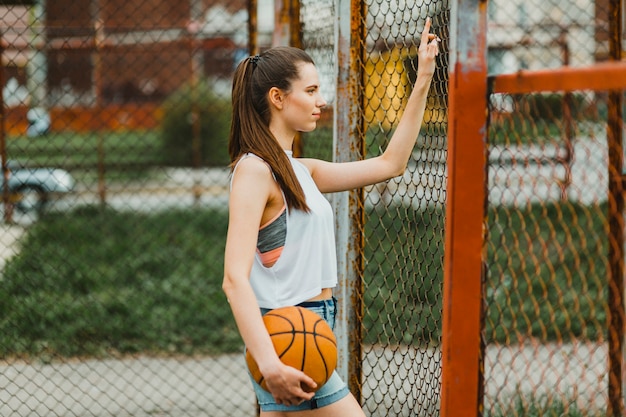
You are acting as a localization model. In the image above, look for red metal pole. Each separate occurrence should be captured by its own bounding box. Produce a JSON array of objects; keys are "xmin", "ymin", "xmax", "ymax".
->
[
  {"xmin": 440, "ymin": 0, "xmax": 488, "ymax": 415},
  {"xmin": 491, "ymin": 61, "xmax": 626, "ymax": 94}
]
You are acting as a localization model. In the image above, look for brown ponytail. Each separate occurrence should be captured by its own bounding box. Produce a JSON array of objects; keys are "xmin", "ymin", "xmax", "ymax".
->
[{"xmin": 229, "ymin": 47, "xmax": 315, "ymax": 212}]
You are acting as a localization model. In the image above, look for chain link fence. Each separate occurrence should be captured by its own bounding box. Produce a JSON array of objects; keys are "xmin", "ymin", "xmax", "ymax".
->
[
  {"xmin": 302, "ymin": 1, "xmax": 449, "ymax": 415},
  {"xmin": 358, "ymin": 2, "xmax": 449, "ymax": 416},
  {"xmin": 2, "ymin": 0, "xmax": 623, "ymax": 416},
  {"xmin": 299, "ymin": 0, "xmax": 450, "ymax": 413},
  {"xmin": 1, "ymin": 1, "xmax": 255, "ymax": 416},
  {"xmin": 485, "ymin": 94, "xmax": 613, "ymax": 415},
  {"xmin": 484, "ymin": 0, "xmax": 624, "ymax": 415}
]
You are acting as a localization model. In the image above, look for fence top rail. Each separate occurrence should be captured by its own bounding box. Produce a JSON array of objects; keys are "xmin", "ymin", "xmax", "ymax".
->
[{"xmin": 489, "ymin": 61, "xmax": 626, "ymax": 94}]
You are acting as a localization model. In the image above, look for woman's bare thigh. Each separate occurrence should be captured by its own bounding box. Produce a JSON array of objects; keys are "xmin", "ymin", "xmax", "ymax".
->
[{"xmin": 260, "ymin": 392, "xmax": 365, "ymax": 417}]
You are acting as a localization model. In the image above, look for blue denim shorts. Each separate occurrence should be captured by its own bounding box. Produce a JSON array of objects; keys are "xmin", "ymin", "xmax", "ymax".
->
[{"xmin": 248, "ymin": 297, "xmax": 350, "ymax": 412}]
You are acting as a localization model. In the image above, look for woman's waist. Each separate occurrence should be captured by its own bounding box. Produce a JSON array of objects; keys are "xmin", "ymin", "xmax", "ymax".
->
[{"xmin": 304, "ymin": 287, "xmax": 333, "ymax": 302}]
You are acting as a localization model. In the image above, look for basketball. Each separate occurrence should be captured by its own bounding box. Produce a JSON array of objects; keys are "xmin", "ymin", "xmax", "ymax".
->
[{"xmin": 245, "ymin": 306, "xmax": 337, "ymax": 392}]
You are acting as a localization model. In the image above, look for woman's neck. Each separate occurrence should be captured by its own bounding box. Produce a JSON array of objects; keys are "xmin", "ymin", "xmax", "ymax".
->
[{"xmin": 269, "ymin": 122, "xmax": 295, "ymax": 151}]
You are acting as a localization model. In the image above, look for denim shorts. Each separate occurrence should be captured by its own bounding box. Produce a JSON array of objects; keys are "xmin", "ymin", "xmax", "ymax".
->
[{"xmin": 248, "ymin": 297, "xmax": 350, "ymax": 412}]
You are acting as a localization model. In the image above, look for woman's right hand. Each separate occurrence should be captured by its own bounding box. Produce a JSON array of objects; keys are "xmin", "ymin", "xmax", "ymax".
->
[
  {"xmin": 262, "ymin": 361, "xmax": 318, "ymax": 406},
  {"xmin": 417, "ymin": 17, "xmax": 440, "ymax": 78}
]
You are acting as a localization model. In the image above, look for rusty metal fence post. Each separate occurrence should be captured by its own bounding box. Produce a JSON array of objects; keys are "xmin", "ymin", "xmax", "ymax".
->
[
  {"xmin": 440, "ymin": 0, "xmax": 488, "ymax": 416},
  {"xmin": 487, "ymin": 6, "xmax": 626, "ymax": 411},
  {"xmin": 333, "ymin": 0, "xmax": 366, "ymax": 400},
  {"xmin": 444, "ymin": 0, "xmax": 626, "ymax": 415}
]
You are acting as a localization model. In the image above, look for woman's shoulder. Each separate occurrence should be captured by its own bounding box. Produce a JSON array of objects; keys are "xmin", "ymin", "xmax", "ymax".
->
[
  {"xmin": 230, "ymin": 154, "xmax": 281, "ymax": 204},
  {"xmin": 234, "ymin": 153, "xmax": 271, "ymax": 172},
  {"xmin": 231, "ymin": 153, "xmax": 274, "ymax": 183}
]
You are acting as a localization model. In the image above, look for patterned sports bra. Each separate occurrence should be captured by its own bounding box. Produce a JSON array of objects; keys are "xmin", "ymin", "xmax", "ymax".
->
[{"xmin": 257, "ymin": 205, "xmax": 287, "ymax": 267}]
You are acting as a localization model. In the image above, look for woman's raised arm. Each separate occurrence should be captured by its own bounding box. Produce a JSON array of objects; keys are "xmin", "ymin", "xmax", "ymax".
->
[{"xmin": 302, "ymin": 17, "xmax": 440, "ymax": 193}]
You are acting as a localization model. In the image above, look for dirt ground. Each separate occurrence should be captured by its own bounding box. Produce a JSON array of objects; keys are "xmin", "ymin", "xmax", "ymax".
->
[{"xmin": 0, "ymin": 341, "xmax": 609, "ymax": 417}]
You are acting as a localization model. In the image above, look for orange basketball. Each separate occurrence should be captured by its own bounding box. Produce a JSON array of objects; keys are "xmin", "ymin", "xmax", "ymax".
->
[{"xmin": 246, "ymin": 305, "xmax": 337, "ymax": 392}]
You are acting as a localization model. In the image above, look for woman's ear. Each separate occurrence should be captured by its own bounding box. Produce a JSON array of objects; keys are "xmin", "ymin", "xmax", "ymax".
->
[{"xmin": 268, "ymin": 87, "xmax": 284, "ymax": 110}]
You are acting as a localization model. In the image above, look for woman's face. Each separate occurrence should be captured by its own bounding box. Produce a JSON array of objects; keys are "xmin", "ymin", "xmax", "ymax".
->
[{"xmin": 280, "ymin": 62, "xmax": 327, "ymax": 133}]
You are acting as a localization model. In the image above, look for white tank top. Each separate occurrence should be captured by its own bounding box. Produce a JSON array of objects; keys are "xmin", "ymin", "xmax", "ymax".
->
[{"xmin": 231, "ymin": 151, "xmax": 337, "ymax": 308}]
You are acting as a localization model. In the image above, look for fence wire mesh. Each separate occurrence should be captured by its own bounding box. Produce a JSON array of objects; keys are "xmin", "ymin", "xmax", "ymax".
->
[
  {"xmin": 357, "ymin": 0, "xmax": 449, "ymax": 415},
  {"xmin": 484, "ymin": 0, "xmax": 624, "ymax": 416},
  {"xmin": 1, "ymin": 1, "xmax": 255, "ymax": 416},
  {"xmin": 2, "ymin": 0, "xmax": 623, "ymax": 416},
  {"xmin": 485, "ymin": 91, "xmax": 613, "ymax": 415}
]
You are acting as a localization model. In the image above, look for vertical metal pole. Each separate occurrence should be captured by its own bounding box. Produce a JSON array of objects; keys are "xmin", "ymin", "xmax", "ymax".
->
[
  {"xmin": 607, "ymin": 0, "xmax": 624, "ymax": 415},
  {"xmin": 271, "ymin": 0, "xmax": 301, "ymax": 49},
  {"xmin": 440, "ymin": 0, "xmax": 488, "ymax": 416},
  {"xmin": 289, "ymin": 0, "xmax": 304, "ymax": 157},
  {"xmin": 1, "ymin": 28, "xmax": 12, "ymax": 224},
  {"xmin": 93, "ymin": 6, "xmax": 104, "ymax": 109},
  {"xmin": 27, "ymin": 0, "xmax": 47, "ymax": 108},
  {"xmin": 291, "ymin": 0, "xmax": 304, "ymax": 157},
  {"xmin": 333, "ymin": 0, "xmax": 365, "ymax": 401},
  {"xmin": 272, "ymin": 0, "xmax": 290, "ymax": 46},
  {"xmin": 248, "ymin": 0, "xmax": 258, "ymax": 55},
  {"xmin": 189, "ymin": 0, "xmax": 203, "ymax": 203},
  {"xmin": 289, "ymin": 0, "xmax": 302, "ymax": 49},
  {"xmin": 559, "ymin": 30, "xmax": 574, "ymax": 200},
  {"xmin": 92, "ymin": 0, "xmax": 107, "ymax": 206}
]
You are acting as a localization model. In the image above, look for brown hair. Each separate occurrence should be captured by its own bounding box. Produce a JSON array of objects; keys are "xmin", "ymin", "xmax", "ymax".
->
[{"xmin": 229, "ymin": 46, "xmax": 314, "ymax": 212}]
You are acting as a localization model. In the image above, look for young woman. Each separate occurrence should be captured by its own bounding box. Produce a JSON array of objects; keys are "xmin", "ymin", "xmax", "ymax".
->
[{"xmin": 223, "ymin": 18, "xmax": 439, "ymax": 417}]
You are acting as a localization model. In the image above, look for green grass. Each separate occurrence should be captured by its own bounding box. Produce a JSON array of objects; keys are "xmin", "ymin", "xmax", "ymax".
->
[
  {"xmin": 485, "ymin": 201, "xmax": 608, "ymax": 343},
  {"xmin": 0, "ymin": 206, "xmax": 239, "ymax": 359},
  {"xmin": 6, "ymin": 130, "xmax": 166, "ymax": 183},
  {"xmin": 0, "ymin": 199, "xmax": 610, "ymax": 359},
  {"xmin": 7, "ymin": 130, "xmax": 164, "ymax": 167},
  {"xmin": 489, "ymin": 117, "xmax": 565, "ymax": 146},
  {"xmin": 487, "ymin": 391, "xmax": 606, "ymax": 417},
  {"xmin": 361, "ymin": 200, "xmax": 608, "ymax": 346},
  {"xmin": 363, "ymin": 204, "xmax": 445, "ymax": 345}
]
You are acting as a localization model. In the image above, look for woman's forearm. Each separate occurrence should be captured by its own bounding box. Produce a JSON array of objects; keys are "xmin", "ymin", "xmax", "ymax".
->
[
  {"xmin": 379, "ymin": 18, "xmax": 439, "ymax": 177},
  {"xmin": 380, "ymin": 72, "xmax": 434, "ymax": 176},
  {"xmin": 222, "ymin": 275, "xmax": 282, "ymax": 374}
]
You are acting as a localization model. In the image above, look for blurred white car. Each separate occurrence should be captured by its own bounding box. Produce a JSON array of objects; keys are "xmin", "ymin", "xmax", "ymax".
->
[
  {"xmin": 2, "ymin": 160, "xmax": 75, "ymax": 214},
  {"xmin": 26, "ymin": 107, "xmax": 51, "ymax": 137}
]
